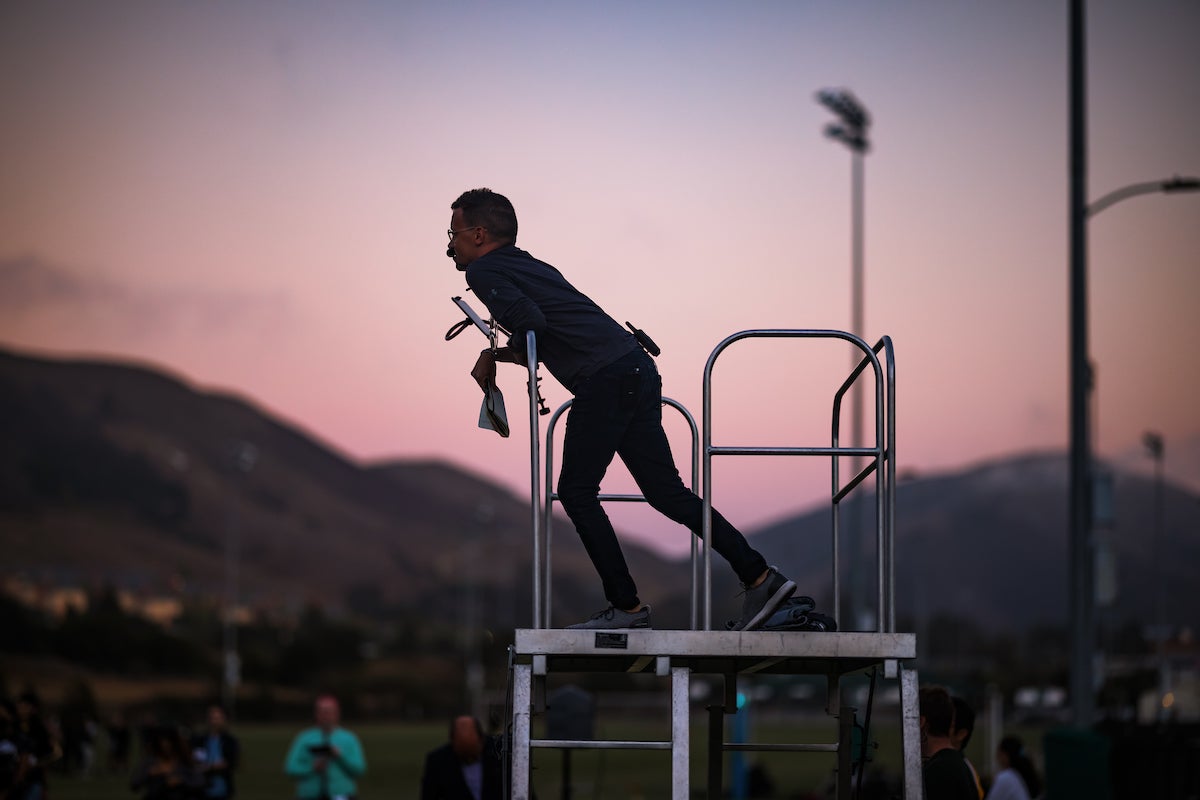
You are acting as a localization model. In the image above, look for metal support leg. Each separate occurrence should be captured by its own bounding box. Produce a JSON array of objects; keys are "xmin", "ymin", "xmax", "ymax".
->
[
  {"xmin": 837, "ymin": 705, "xmax": 854, "ymax": 800},
  {"xmin": 706, "ymin": 704, "xmax": 723, "ymax": 800},
  {"xmin": 708, "ymin": 673, "xmax": 737, "ymax": 800},
  {"xmin": 671, "ymin": 666, "xmax": 690, "ymax": 800},
  {"xmin": 825, "ymin": 670, "xmax": 841, "ymax": 716},
  {"xmin": 512, "ymin": 663, "xmax": 532, "ymax": 800},
  {"xmin": 899, "ymin": 665, "xmax": 924, "ymax": 800}
]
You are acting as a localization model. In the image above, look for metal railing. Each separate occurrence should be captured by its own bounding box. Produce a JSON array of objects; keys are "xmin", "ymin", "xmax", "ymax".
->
[
  {"xmin": 535, "ymin": 395, "xmax": 702, "ymax": 629},
  {"xmin": 522, "ymin": 328, "xmax": 896, "ymax": 633},
  {"xmin": 701, "ymin": 330, "xmax": 896, "ymax": 631}
]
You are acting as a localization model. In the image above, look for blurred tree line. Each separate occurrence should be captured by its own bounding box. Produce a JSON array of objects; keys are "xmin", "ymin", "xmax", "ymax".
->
[
  {"xmin": 2, "ymin": 587, "xmax": 1158, "ymax": 721},
  {"xmin": 0, "ymin": 585, "xmax": 510, "ymax": 720}
]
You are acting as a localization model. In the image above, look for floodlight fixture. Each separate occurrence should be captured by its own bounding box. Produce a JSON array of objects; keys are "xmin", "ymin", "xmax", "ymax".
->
[
  {"xmin": 816, "ymin": 87, "xmax": 870, "ymax": 153},
  {"xmin": 816, "ymin": 87, "xmax": 870, "ymax": 129},
  {"xmin": 824, "ymin": 123, "xmax": 869, "ymax": 153}
]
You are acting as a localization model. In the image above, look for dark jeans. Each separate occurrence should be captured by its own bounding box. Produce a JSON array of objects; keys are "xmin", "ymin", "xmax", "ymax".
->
[{"xmin": 557, "ymin": 349, "xmax": 768, "ymax": 610}]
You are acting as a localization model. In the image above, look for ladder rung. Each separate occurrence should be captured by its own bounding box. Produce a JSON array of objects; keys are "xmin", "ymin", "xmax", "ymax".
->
[{"xmin": 531, "ymin": 739, "xmax": 671, "ymax": 751}]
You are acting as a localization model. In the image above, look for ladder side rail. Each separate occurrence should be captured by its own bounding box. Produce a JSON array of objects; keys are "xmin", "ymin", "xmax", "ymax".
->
[
  {"xmin": 881, "ymin": 336, "xmax": 897, "ymax": 632},
  {"xmin": 667, "ymin": 402, "xmax": 700, "ymax": 633},
  {"xmin": 899, "ymin": 663, "xmax": 924, "ymax": 800},
  {"xmin": 652, "ymin": 398, "xmax": 705, "ymax": 628},
  {"xmin": 852, "ymin": 335, "xmax": 895, "ymax": 631},
  {"xmin": 511, "ymin": 662, "xmax": 533, "ymax": 800},
  {"xmin": 872, "ymin": 341, "xmax": 887, "ymax": 634},
  {"xmin": 540, "ymin": 395, "xmax": 701, "ymax": 629},
  {"xmin": 541, "ymin": 401, "xmax": 571, "ymax": 629},
  {"xmin": 526, "ymin": 331, "xmax": 543, "ymax": 630},
  {"xmin": 838, "ymin": 336, "xmax": 896, "ymax": 631},
  {"xmin": 671, "ymin": 665, "xmax": 690, "ymax": 800},
  {"xmin": 829, "ymin": 334, "xmax": 888, "ymax": 632}
]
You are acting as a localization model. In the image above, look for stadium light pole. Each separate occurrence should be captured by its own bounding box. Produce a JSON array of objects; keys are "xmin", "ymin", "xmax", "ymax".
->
[
  {"xmin": 223, "ymin": 441, "xmax": 258, "ymax": 718},
  {"xmin": 816, "ymin": 87, "xmax": 871, "ymax": 630},
  {"xmin": 1142, "ymin": 432, "xmax": 1165, "ymax": 635}
]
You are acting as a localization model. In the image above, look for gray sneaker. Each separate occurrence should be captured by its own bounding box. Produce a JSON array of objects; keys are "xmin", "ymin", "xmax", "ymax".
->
[
  {"xmin": 730, "ymin": 567, "xmax": 796, "ymax": 631},
  {"xmin": 566, "ymin": 605, "xmax": 652, "ymax": 630}
]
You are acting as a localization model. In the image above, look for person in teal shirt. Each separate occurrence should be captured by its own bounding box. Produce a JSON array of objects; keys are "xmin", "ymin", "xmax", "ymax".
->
[{"xmin": 283, "ymin": 695, "xmax": 366, "ymax": 800}]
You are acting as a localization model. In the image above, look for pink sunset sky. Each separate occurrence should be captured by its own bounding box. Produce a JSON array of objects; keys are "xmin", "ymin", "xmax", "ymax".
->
[{"xmin": 2, "ymin": 2, "xmax": 1197, "ymax": 556}]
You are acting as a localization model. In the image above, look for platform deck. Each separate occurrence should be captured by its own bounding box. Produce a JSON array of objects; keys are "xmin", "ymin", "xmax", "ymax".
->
[{"xmin": 512, "ymin": 628, "xmax": 916, "ymax": 675}]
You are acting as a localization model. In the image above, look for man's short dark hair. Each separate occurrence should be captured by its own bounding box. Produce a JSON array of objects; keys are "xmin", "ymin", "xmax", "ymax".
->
[
  {"xmin": 452, "ymin": 188, "xmax": 518, "ymax": 245},
  {"xmin": 919, "ymin": 685, "xmax": 955, "ymax": 737}
]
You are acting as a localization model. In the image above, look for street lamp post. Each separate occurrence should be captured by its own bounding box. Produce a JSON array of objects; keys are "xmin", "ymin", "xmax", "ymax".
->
[
  {"xmin": 1068, "ymin": 0, "xmax": 1091, "ymax": 730},
  {"xmin": 1069, "ymin": 173, "xmax": 1198, "ymax": 728},
  {"xmin": 1068, "ymin": 0, "xmax": 1200, "ymax": 729},
  {"xmin": 1087, "ymin": 176, "xmax": 1200, "ymax": 218},
  {"xmin": 816, "ymin": 87, "xmax": 871, "ymax": 630}
]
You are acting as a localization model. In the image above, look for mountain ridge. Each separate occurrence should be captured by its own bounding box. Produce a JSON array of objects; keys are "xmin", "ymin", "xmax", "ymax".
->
[{"xmin": 2, "ymin": 346, "xmax": 1197, "ymax": 635}]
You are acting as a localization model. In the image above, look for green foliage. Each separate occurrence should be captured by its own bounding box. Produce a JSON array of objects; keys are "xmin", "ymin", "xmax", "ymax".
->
[
  {"xmin": 53, "ymin": 587, "xmax": 210, "ymax": 675},
  {"xmin": 275, "ymin": 608, "xmax": 364, "ymax": 686},
  {"xmin": 0, "ymin": 592, "xmax": 52, "ymax": 653}
]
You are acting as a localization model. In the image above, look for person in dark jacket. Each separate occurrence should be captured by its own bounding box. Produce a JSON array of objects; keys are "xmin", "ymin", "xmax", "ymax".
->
[
  {"xmin": 131, "ymin": 725, "xmax": 202, "ymax": 800},
  {"xmin": 420, "ymin": 715, "xmax": 502, "ymax": 800},
  {"xmin": 920, "ymin": 686, "xmax": 979, "ymax": 800},
  {"xmin": 12, "ymin": 691, "xmax": 58, "ymax": 800},
  {"xmin": 448, "ymin": 187, "xmax": 801, "ymax": 631},
  {"xmin": 190, "ymin": 705, "xmax": 239, "ymax": 799}
]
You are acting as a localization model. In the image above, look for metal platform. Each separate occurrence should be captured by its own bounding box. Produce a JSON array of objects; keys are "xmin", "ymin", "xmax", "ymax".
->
[
  {"xmin": 493, "ymin": 329, "xmax": 921, "ymax": 799},
  {"xmin": 513, "ymin": 628, "xmax": 915, "ymax": 675},
  {"xmin": 509, "ymin": 629, "xmax": 922, "ymax": 800}
]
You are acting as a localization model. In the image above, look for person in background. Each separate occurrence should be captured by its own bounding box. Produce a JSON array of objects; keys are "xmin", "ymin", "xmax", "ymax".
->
[
  {"xmin": 420, "ymin": 715, "xmax": 502, "ymax": 800},
  {"xmin": 130, "ymin": 725, "xmax": 202, "ymax": 800},
  {"xmin": 950, "ymin": 695, "xmax": 984, "ymax": 799},
  {"xmin": 11, "ymin": 691, "xmax": 58, "ymax": 800},
  {"xmin": 984, "ymin": 735, "xmax": 1042, "ymax": 800},
  {"xmin": 919, "ymin": 686, "xmax": 978, "ymax": 800},
  {"xmin": 1, "ymin": 699, "xmax": 28, "ymax": 800},
  {"xmin": 106, "ymin": 711, "xmax": 132, "ymax": 775},
  {"xmin": 190, "ymin": 705, "xmax": 239, "ymax": 799},
  {"xmin": 283, "ymin": 695, "xmax": 366, "ymax": 800}
]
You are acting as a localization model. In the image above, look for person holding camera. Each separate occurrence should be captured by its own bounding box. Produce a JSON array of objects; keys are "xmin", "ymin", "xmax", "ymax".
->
[
  {"xmin": 448, "ymin": 187, "xmax": 799, "ymax": 631},
  {"xmin": 283, "ymin": 695, "xmax": 365, "ymax": 800},
  {"xmin": 190, "ymin": 705, "xmax": 239, "ymax": 799}
]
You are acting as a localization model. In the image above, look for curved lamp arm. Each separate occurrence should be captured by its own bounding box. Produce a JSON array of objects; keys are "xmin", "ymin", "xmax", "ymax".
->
[{"xmin": 1087, "ymin": 175, "xmax": 1199, "ymax": 218}]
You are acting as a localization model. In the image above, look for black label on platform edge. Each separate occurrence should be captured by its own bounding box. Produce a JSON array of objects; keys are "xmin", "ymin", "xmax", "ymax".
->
[{"xmin": 594, "ymin": 632, "xmax": 628, "ymax": 649}]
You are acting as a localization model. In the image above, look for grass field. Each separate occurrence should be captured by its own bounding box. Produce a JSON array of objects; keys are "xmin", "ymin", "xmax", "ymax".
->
[{"xmin": 43, "ymin": 711, "xmax": 934, "ymax": 799}]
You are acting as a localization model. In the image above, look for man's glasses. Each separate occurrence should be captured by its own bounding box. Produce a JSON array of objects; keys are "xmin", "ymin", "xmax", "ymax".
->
[{"xmin": 447, "ymin": 226, "xmax": 483, "ymax": 241}]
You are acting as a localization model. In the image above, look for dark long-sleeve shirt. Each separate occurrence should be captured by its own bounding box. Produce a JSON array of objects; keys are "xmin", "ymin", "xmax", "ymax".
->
[{"xmin": 465, "ymin": 245, "xmax": 638, "ymax": 392}]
